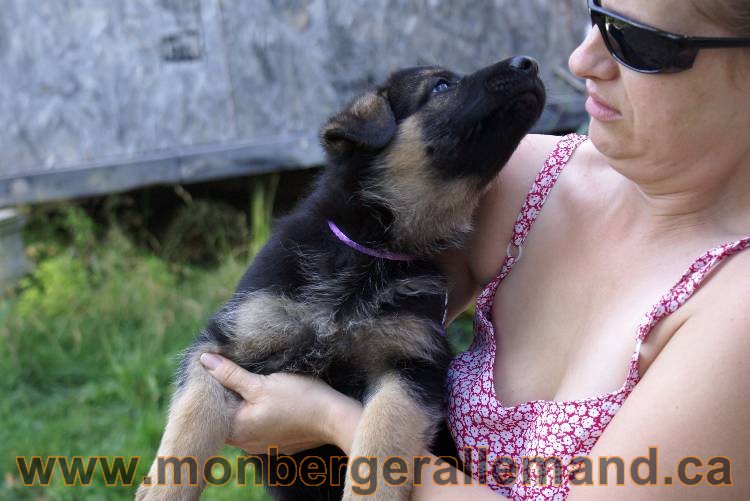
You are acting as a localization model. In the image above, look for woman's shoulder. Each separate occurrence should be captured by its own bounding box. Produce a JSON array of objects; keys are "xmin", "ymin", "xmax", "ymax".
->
[
  {"xmin": 467, "ymin": 134, "xmax": 579, "ymax": 285},
  {"xmin": 438, "ymin": 133, "xmax": 590, "ymax": 320}
]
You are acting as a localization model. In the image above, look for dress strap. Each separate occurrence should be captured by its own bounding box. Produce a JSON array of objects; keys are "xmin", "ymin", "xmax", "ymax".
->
[
  {"xmin": 634, "ymin": 236, "xmax": 750, "ymax": 357},
  {"xmin": 501, "ymin": 134, "xmax": 587, "ymax": 274},
  {"xmin": 476, "ymin": 134, "xmax": 587, "ymax": 312}
]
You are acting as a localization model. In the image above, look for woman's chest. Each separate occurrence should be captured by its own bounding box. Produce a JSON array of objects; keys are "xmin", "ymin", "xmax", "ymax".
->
[{"xmin": 488, "ymin": 234, "xmax": 692, "ymax": 408}]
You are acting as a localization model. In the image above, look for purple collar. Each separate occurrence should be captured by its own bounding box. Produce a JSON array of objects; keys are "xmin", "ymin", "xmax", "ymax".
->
[{"xmin": 327, "ymin": 220, "xmax": 417, "ymax": 262}]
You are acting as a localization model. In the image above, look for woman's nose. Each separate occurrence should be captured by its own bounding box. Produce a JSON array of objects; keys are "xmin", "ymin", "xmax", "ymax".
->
[{"xmin": 569, "ymin": 25, "xmax": 619, "ymax": 81}]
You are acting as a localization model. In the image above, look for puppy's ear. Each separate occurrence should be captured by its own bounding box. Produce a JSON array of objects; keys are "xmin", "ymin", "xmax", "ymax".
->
[{"xmin": 320, "ymin": 91, "xmax": 396, "ymax": 157}]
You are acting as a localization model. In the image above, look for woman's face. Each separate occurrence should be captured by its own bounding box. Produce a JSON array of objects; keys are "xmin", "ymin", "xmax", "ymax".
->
[{"xmin": 569, "ymin": 0, "xmax": 750, "ymax": 177}]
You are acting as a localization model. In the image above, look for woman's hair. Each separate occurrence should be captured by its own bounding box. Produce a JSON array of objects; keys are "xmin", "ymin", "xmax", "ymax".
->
[
  {"xmin": 693, "ymin": 0, "xmax": 750, "ymax": 86},
  {"xmin": 693, "ymin": 0, "xmax": 750, "ymax": 36}
]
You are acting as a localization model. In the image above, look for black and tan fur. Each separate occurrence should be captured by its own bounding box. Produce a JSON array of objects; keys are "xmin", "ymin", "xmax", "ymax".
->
[{"xmin": 136, "ymin": 57, "xmax": 545, "ymax": 501}]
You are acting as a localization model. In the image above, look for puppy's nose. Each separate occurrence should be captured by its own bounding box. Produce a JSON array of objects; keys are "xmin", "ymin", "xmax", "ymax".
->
[{"xmin": 509, "ymin": 56, "xmax": 539, "ymax": 75}]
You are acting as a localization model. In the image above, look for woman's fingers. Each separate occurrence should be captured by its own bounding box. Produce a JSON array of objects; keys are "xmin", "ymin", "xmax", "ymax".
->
[
  {"xmin": 199, "ymin": 353, "xmax": 262, "ymax": 401},
  {"xmin": 198, "ymin": 353, "xmax": 353, "ymax": 454}
]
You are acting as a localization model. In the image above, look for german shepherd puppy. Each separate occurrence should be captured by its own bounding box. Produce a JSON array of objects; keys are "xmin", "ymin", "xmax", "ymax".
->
[{"xmin": 137, "ymin": 56, "xmax": 545, "ymax": 501}]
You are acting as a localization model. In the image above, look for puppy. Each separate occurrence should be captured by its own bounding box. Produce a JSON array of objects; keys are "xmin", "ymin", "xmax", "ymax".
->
[{"xmin": 136, "ymin": 56, "xmax": 545, "ymax": 501}]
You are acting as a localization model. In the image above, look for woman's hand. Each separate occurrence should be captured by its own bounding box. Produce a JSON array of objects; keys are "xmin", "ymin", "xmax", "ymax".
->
[{"xmin": 199, "ymin": 353, "xmax": 362, "ymax": 455}]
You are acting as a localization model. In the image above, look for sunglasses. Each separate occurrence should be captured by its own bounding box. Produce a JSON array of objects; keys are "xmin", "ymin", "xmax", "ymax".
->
[{"xmin": 588, "ymin": 0, "xmax": 750, "ymax": 73}]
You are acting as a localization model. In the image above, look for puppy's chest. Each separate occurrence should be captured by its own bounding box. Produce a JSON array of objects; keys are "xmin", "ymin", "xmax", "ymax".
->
[{"xmin": 225, "ymin": 274, "xmax": 447, "ymax": 375}]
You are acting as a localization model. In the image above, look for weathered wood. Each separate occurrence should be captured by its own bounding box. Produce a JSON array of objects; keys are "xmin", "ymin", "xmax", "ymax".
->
[
  {"xmin": 0, "ymin": 134, "xmax": 323, "ymax": 205},
  {"xmin": 0, "ymin": 209, "xmax": 29, "ymax": 289},
  {"xmin": 0, "ymin": 0, "xmax": 589, "ymax": 207}
]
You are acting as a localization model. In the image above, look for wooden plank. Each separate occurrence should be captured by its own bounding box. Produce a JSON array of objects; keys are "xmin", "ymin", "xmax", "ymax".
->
[{"xmin": 0, "ymin": 134, "xmax": 324, "ymax": 206}]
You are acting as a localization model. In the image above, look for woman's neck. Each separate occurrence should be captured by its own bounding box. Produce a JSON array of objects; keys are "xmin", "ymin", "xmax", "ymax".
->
[{"xmin": 603, "ymin": 141, "xmax": 750, "ymax": 241}]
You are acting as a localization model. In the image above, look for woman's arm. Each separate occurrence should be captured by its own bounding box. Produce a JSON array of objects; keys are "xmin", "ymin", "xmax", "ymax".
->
[{"xmin": 202, "ymin": 354, "xmax": 507, "ymax": 498}]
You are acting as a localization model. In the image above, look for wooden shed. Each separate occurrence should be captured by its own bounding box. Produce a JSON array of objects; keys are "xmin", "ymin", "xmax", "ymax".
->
[{"xmin": 0, "ymin": 0, "xmax": 588, "ymax": 207}]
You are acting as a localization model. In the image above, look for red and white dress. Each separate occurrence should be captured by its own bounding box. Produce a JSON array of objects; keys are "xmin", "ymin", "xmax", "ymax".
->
[{"xmin": 446, "ymin": 133, "xmax": 750, "ymax": 500}]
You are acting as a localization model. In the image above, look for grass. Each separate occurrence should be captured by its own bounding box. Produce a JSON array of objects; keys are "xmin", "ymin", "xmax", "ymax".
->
[
  {"xmin": 0, "ymin": 193, "xmax": 474, "ymax": 500},
  {"xmin": 0, "ymin": 204, "xmax": 270, "ymax": 500}
]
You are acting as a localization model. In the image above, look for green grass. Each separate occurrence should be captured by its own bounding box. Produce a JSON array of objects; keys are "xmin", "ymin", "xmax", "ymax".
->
[
  {"xmin": 0, "ymin": 209, "xmax": 270, "ymax": 499},
  {"xmin": 0, "ymin": 200, "xmax": 474, "ymax": 500}
]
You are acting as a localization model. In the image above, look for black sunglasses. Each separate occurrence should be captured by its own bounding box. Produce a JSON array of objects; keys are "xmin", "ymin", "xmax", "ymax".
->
[{"xmin": 589, "ymin": 0, "xmax": 750, "ymax": 73}]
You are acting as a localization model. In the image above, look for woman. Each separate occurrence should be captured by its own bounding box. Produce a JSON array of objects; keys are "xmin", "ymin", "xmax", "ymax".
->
[{"xmin": 197, "ymin": 0, "xmax": 750, "ymax": 498}]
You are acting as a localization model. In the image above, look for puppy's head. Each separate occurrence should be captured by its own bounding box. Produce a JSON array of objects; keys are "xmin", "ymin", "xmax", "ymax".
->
[{"xmin": 320, "ymin": 57, "xmax": 546, "ymax": 254}]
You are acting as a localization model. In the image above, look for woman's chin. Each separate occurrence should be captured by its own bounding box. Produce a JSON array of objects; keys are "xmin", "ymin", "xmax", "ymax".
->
[{"xmin": 587, "ymin": 119, "xmax": 628, "ymax": 159}]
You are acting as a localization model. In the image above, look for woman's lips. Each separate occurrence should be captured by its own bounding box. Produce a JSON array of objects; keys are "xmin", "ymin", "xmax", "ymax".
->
[{"xmin": 585, "ymin": 92, "xmax": 623, "ymax": 122}]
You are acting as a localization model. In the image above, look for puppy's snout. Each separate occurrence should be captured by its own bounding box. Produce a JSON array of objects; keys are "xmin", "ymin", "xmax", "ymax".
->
[
  {"xmin": 509, "ymin": 56, "xmax": 539, "ymax": 75},
  {"xmin": 480, "ymin": 56, "xmax": 541, "ymax": 95}
]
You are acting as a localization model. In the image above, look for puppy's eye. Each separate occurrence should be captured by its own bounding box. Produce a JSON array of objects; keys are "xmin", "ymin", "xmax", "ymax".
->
[{"xmin": 432, "ymin": 79, "xmax": 452, "ymax": 94}]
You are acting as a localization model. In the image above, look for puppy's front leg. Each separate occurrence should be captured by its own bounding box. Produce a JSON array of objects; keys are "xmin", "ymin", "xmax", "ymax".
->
[
  {"xmin": 343, "ymin": 373, "xmax": 437, "ymax": 501},
  {"xmin": 136, "ymin": 345, "xmax": 239, "ymax": 501}
]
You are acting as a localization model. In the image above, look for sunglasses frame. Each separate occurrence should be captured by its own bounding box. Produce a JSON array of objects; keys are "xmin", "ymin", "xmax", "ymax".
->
[{"xmin": 588, "ymin": 0, "xmax": 750, "ymax": 74}]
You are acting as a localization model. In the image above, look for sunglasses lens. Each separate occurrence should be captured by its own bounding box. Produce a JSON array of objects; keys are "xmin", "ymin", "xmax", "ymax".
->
[
  {"xmin": 591, "ymin": 8, "xmax": 683, "ymax": 73},
  {"xmin": 603, "ymin": 14, "xmax": 677, "ymax": 72}
]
